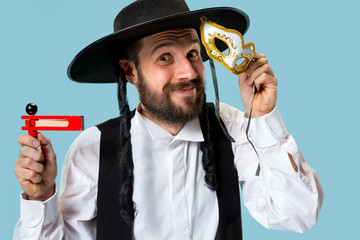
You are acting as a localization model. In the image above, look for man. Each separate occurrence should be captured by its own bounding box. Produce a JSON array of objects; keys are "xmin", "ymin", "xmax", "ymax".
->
[{"xmin": 13, "ymin": 0, "xmax": 323, "ymax": 239}]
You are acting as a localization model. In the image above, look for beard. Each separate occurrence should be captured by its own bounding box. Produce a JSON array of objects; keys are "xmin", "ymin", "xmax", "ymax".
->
[{"xmin": 137, "ymin": 68, "xmax": 205, "ymax": 125}]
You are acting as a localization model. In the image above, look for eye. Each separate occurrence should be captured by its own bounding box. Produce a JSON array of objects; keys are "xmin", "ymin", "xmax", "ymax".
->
[
  {"xmin": 186, "ymin": 50, "xmax": 200, "ymax": 59},
  {"xmin": 158, "ymin": 54, "xmax": 172, "ymax": 62}
]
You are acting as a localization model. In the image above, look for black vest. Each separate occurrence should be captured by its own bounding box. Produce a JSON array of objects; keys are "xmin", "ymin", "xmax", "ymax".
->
[{"xmin": 96, "ymin": 104, "xmax": 242, "ymax": 239}]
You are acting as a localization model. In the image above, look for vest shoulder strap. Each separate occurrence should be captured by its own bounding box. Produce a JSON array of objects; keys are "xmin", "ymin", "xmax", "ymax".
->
[
  {"xmin": 96, "ymin": 115, "xmax": 134, "ymax": 240},
  {"xmin": 205, "ymin": 103, "xmax": 243, "ymax": 240}
]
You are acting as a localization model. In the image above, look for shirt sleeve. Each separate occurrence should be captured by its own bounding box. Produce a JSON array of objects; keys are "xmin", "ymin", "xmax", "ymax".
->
[
  {"xmin": 220, "ymin": 103, "xmax": 324, "ymax": 233},
  {"xmin": 13, "ymin": 190, "xmax": 64, "ymax": 240},
  {"xmin": 13, "ymin": 126, "xmax": 101, "ymax": 240}
]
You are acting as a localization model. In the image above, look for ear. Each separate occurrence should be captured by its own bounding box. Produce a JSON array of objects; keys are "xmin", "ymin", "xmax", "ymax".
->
[{"xmin": 119, "ymin": 59, "xmax": 138, "ymax": 85}]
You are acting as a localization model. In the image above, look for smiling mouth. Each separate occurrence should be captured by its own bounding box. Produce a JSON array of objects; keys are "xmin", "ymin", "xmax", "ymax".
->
[
  {"xmin": 165, "ymin": 79, "xmax": 203, "ymax": 97},
  {"xmin": 173, "ymin": 86, "xmax": 196, "ymax": 96}
]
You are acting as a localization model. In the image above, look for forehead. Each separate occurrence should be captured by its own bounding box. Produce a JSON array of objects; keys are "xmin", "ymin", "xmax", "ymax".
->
[{"xmin": 141, "ymin": 28, "xmax": 200, "ymax": 49}]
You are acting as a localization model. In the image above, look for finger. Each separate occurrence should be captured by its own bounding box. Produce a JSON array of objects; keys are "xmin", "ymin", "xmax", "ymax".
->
[
  {"xmin": 18, "ymin": 135, "xmax": 40, "ymax": 149},
  {"xmin": 245, "ymin": 57, "xmax": 269, "ymax": 77},
  {"xmin": 238, "ymin": 71, "xmax": 248, "ymax": 86},
  {"xmin": 17, "ymin": 157, "xmax": 45, "ymax": 174},
  {"xmin": 15, "ymin": 167, "xmax": 43, "ymax": 184},
  {"xmin": 239, "ymin": 53, "xmax": 266, "ymax": 82},
  {"xmin": 253, "ymin": 73, "xmax": 277, "ymax": 91},
  {"xmin": 253, "ymin": 52, "xmax": 266, "ymax": 60},
  {"xmin": 239, "ymin": 63, "xmax": 261, "ymax": 85},
  {"xmin": 37, "ymin": 132, "xmax": 56, "ymax": 162},
  {"xmin": 19, "ymin": 146, "xmax": 44, "ymax": 162},
  {"xmin": 247, "ymin": 63, "xmax": 274, "ymax": 86},
  {"xmin": 254, "ymin": 73, "xmax": 267, "ymax": 91}
]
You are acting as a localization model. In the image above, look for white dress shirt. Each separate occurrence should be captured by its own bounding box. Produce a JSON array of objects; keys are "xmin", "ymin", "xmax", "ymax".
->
[{"xmin": 13, "ymin": 103, "xmax": 323, "ymax": 240}]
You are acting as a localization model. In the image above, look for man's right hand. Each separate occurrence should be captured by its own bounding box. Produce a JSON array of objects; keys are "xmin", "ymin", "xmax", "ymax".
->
[{"xmin": 14, "ymin": 132, "xmax": 57, "ymax": 201}]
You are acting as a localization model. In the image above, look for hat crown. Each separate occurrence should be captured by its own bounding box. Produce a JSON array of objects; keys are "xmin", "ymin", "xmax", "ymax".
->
[
  {"xmin": 68, "ymin": 0, "xmax": 250, "ymax": 83},
  {"xmin": 114, "ymin": 0, "xmax": 190, "ymax": 32}
]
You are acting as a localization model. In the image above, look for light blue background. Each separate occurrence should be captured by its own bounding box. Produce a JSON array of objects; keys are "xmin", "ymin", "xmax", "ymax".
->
[{"xmin": 1, "ymin": 0, "xmax": 358, "ymax": 239}]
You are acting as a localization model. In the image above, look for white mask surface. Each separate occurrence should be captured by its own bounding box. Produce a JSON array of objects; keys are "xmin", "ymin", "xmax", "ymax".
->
[{"xmin": 200, "ymin": 17, "xmax": 255, "ymax": 75}]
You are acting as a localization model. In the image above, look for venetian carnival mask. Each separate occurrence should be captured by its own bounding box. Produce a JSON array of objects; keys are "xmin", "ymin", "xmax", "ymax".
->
[{"xmin": 200, "ymin": 17, "xmax": 255, "ymax": 75}]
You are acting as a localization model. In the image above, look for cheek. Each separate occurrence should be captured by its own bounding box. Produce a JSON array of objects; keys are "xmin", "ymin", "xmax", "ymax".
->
[
  {"xmin": 143, "ymin": 66, "xmax": 172, "ymax": 91},
  {"xmin": 195, "ymin": 62, "xmax": 205, "ymax": 81}
]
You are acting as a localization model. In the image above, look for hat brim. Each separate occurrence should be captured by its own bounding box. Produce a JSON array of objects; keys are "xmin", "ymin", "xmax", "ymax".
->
[{"xmin": 67, "ymin": 7, "xmax": 250, "ymax": 83}]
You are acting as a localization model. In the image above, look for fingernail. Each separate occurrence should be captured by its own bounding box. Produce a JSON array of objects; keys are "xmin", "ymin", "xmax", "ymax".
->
[{"xmin": 33, "ymin": 140, "xmax": 39, "ymax": 148}]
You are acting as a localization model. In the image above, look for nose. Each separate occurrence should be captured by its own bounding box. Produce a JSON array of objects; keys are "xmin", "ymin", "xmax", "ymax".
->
[{"xmin": 174, "ymin": 56, "xmax": 198, "ymax": 81}]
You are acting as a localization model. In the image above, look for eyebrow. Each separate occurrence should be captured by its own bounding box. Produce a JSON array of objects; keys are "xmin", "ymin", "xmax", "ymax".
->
[
  {"xmin": 151, "ymin": 38, "xmax": 201, "ymax": 55},
  {"xmin": 151, "ymin": 42, "xmax": 173, "ymax": 55}
]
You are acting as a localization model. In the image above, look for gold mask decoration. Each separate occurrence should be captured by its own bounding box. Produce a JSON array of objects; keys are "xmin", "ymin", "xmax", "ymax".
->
[{"xmin": 200, "ymin": 17, "xmax": 255, "ymax": 75}]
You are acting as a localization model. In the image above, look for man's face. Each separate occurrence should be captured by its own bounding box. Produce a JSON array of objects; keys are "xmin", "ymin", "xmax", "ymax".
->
[{"xmin": 133, "ymin": 28, "xmax": 205, "ymax": 125}]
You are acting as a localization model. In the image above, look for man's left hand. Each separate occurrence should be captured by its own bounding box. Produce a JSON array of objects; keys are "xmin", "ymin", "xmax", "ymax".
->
[{"xmin": 238, "ymin": 53, "xmax": 278, "ymax": 118}]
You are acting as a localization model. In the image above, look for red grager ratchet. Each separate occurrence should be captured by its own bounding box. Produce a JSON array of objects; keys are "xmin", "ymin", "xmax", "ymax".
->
[{"xmin": 21, "ymin": 103, "xmax": 84, "ymax": 138}]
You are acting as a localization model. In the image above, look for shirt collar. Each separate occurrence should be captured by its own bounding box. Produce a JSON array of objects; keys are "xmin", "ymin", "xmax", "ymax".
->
[{"xmin": 134, "ymin": 109, "xmax": 204, "ymax": 145}]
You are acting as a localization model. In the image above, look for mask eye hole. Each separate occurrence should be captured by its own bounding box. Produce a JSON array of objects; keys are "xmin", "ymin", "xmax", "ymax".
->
[
  {"xmin": 214, "ymin": 37, "xmax": 229, "ymax": 56},
  {"xmin": 236, "ymin": 57, "xmax": 249, "ymax": 67}
]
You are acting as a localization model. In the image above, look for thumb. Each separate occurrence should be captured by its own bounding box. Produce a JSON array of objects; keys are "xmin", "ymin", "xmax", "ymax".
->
[
  {"xmin": 238, "ymin": 71, "xmax": 248, "ymax": 87},
  {"xmin": 37, "ymin": 132, "xmax": 56, "ymax": 162}
]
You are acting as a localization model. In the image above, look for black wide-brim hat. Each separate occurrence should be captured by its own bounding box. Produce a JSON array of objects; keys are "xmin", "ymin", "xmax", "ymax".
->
[{"xmin": 67, "ymin": 0, "xmax": 250, "ymax": 83}]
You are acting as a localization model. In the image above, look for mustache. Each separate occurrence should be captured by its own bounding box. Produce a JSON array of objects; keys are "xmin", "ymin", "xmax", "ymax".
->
[{"xmin": 163, "ymin": 79, "xmax": 204, "ymax": 92}]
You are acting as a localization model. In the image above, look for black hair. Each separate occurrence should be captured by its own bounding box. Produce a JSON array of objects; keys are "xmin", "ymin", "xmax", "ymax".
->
[
  {"xmin": 199, "ymin": 96, "xmax": 217, "ymax": 190},
  {"xmin": 126, "ymin": 40, "xmax": 142, "ymax": 67},
  {"xmin": 112, "ymin": 40, "xmax": 142, "ymax": 223},
  {"xmin": 116, "ymin": 68, "xmax": 137, "ymax": 223}
]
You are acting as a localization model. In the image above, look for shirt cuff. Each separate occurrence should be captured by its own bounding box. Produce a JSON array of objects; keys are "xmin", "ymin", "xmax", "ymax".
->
[
  {"xmin": 20, "ymin": 190, "xmax": 59, "ymax": 228},
  {"xmin": 243, "ymin": 106, "xmax": 288, "ymax": 148}
]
